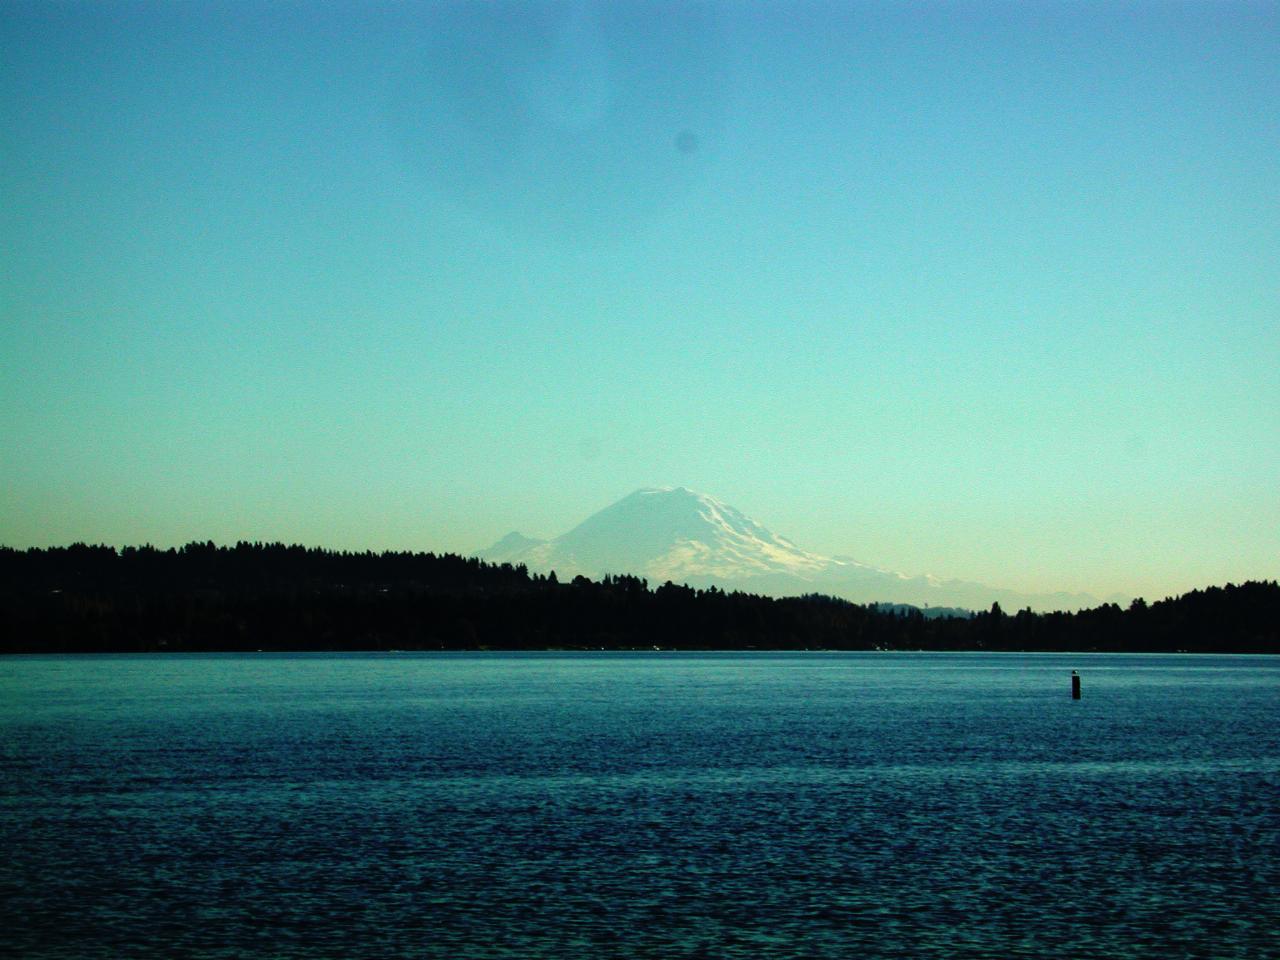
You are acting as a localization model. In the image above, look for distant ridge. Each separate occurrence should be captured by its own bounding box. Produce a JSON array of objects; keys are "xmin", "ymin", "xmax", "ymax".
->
[
  {"xmin": 482, "ymin": 486, "xmax": 1103, "ymax": 612},
  {"xmin": 3, "ymin": 543, "xmax": 1276, "ymax": 653}
]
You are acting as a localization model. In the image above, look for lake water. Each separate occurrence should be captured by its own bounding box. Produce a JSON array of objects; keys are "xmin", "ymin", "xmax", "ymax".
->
[{"xmin": 1, "ymin": 652, "xmax": 1277, "ymax": 958}]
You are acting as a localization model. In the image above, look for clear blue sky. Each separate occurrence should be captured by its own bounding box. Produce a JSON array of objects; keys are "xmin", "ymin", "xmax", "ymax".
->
[{"xmin": 2, "ymin": 1, "xmax": 1276, "ymax": 600}]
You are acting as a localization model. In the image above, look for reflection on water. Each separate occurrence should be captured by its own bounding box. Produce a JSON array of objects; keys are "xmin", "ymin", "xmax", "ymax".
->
[{"xmin": 1, "ymin": 652, "xmax": 1277, "ymax": 958}]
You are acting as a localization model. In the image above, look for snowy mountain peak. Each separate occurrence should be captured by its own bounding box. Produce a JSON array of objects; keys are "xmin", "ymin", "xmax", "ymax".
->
[
  {"xmin": 577, "ymin": 487, "xmax": 828, "ymax": 581},
  {"xmin": 483, "ymin": 486, "xmax": 826, "ymax": 582},
  {"xmin": 479, "ymin": 488, "xmax": 1101, "ymax": 612}
]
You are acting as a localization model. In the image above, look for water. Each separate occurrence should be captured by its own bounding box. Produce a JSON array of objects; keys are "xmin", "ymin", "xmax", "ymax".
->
[{"xmin": 1, "ymin": 652, "xmax": 1277, "ymax": 959}]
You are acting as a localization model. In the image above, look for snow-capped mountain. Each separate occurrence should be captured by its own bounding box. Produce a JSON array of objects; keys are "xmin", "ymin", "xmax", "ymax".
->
[{"xmin": 480, "ymin": 487, "xmax": 1101, "ymax": 612}]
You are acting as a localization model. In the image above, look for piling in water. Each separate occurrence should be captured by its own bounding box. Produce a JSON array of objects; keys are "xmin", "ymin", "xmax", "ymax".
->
[{"xmin": 1071, "ymin": 671, "xmax": 1081, "ymax": 699}]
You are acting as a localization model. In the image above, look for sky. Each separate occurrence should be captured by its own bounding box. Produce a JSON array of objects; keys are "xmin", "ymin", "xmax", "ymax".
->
[{"xmin": 2, "ymin": 0, "xmax": 1277, "ymax": 601}]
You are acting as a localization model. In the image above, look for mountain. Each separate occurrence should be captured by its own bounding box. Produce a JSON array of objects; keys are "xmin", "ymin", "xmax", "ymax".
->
[{"xmin": 480, "ymin": 487, "xmax": 1101, "ymax": 612}]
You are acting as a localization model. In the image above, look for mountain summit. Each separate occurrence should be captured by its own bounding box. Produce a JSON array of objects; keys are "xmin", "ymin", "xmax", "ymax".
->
[
  {"xmin": 485, "ymin": 487, "xmax": 828, "ymax": 583},
  {"xmin": 481, "ymin": 487, "xmax": 1100, "ymax": 612}
]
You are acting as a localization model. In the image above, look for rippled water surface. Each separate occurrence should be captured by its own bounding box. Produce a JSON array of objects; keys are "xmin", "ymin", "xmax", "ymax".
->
[{"xmin": 2, "ymin": 652, "xmax": 1277, "ymax": 958}]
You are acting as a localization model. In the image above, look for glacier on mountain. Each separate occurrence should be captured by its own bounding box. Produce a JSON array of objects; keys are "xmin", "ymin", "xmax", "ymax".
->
[{"xmin": 480, "ymin": 486, "xmax": 1100, "ymax": 612}]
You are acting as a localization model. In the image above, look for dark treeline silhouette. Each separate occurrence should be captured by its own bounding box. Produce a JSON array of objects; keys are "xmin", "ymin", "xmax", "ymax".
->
[{"xmin": 1, "ymin": 542, "xmax": 1276, "ymax": 654}]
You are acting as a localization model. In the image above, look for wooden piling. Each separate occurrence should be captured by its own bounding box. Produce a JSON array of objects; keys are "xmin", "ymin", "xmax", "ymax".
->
[{"xmin": 1071, "ymin": 670, "xmax": 1081, "ymax": 699}]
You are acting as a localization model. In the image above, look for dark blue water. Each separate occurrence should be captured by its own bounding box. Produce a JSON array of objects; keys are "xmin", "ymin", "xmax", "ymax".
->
[{"xmin": 1, "ymin": 653, "xmax": 1277, "ymax": 958}]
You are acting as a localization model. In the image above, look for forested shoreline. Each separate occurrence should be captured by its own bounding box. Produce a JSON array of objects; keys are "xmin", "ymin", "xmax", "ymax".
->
[{"xmin": 1, "ymin": 542, "xmax": 1276, "ymax": 654}]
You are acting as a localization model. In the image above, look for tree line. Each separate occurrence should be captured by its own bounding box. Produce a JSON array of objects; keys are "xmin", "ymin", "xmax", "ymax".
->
[{"xmin": 1, "ymin": 542, "xmax": 1276, "ymax": 654}]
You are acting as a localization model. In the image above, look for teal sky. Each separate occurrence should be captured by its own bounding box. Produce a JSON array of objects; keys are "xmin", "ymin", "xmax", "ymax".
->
[{"xmin": 2, "ymin": 1, "xmax": 1277, "ymax": 600}]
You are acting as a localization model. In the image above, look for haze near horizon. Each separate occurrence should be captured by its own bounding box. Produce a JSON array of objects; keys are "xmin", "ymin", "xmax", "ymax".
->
[{"xmin": 2, "ymin": 1, "xmax": 1276, "ymax": 602}]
